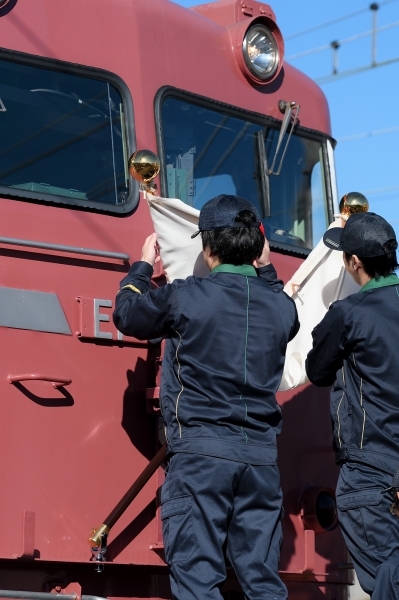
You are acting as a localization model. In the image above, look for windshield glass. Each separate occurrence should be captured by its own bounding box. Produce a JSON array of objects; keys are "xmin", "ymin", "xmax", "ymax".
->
[
  {"xmin": 0, "ymin": 58, "xmax": 130, "ymax": 209},
  {"xmin": 160, "ymin": 96, "xmax": 330, "ymax": 251}
]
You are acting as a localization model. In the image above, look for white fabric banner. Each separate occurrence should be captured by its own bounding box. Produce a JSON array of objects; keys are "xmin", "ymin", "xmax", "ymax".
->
[
  {"xmin": 145, "ymin": 192, "xmax": 208, "ymax": 282},
  {"xmin": 280, "ymin": 218, "xmax": 359, "ymax": 390},
  {"xmin": 145, "ymin": 193, "xmax": 358, "ymax": 391}
]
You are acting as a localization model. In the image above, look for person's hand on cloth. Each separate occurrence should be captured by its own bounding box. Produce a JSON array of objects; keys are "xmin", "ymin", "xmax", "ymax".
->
[{"xmin": 141, "ymin": 233, "xmax": 161, "ymax": 267}]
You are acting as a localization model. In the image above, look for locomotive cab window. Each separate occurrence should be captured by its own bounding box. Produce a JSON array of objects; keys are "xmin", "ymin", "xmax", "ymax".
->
[
  {"xmin": 0, "ymin": 56, "xmax": 134, "ymax": 212},
  {"xmin": 157, "ymin": 94, "xmax": 331, "ymax": 253}
]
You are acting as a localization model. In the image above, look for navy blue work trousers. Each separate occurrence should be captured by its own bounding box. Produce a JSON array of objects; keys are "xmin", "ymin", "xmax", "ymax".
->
[
  {"xmin": 336, "ymin": 462, "xmax": 399, "ymax": 600},
  {"xmin": 160, "ymin": 452, "xmax": 286, "ymax": 600}
]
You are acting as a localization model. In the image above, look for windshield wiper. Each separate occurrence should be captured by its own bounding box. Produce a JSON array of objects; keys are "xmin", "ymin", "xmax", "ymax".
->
[
  {"xmin": 256, "ymin": 129, "xmax": 270, "ymax": 218},
  {"xmin": 267, "ymin": 100, "xmax": 300, "ymax": 176}
]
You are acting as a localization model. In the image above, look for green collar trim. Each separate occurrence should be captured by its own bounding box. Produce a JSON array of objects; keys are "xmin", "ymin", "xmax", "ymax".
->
[
  {"xmin": 360, "ymin": 273, "xmax": 399, "ymax": 293},
  {"xmin": 211, "ymin": 264, "xmax": 257, "ymax": 277}
]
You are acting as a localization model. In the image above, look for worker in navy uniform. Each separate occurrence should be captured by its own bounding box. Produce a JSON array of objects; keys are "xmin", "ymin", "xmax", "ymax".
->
[
  {"xmin": 113, "ymin": 194, "xmax": 299, "ymax": 600},
  {"xmin": 306, "ymin": 212, "xmax": 399, "ymax": 600}
]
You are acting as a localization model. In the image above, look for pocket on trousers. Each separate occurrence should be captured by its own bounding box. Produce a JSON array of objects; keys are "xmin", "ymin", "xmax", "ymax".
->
[
  {"xmin": 337, "ymin": 488, "xmax": 390, "ymax": 550},
  {"xmin": 161, "ymin": 494, "xmax": 195, "ymax": 565}
]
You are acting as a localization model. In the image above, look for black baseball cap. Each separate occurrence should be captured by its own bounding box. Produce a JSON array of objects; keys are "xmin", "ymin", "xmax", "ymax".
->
[
  {"xmin": 191, "ymin": 194, "xmax": 260, "ymax": 239},
  {"xmin": 323, "ymin": 212, "xmax": 397, "ymax": 257}
]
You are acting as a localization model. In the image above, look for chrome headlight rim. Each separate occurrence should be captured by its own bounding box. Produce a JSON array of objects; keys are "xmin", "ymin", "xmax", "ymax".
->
[{"xmin": 242, "ymin": 23, "xmax": 280, "ymax": 82}]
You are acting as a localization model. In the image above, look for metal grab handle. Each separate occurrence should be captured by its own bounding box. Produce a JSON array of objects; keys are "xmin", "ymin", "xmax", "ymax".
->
[
  {"xmin": 8, "ymin": 373, "xmax": 72, "ymax": 389},
  {"xmin": 0, "ymin": 591, "xmax": 108, "ymax": 600},
  {"xmin": 0, "ymin": 236, "xmax": 129, "ymax": 262}
]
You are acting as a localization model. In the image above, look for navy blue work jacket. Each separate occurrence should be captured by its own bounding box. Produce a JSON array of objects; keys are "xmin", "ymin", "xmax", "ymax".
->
[
  {"xmin": 306, "ymin": 274, "xmax": 399, "ymax": 475},
  {"xmin": 114, "ymin": 261, "xmax": 299, "ymax": 465}
]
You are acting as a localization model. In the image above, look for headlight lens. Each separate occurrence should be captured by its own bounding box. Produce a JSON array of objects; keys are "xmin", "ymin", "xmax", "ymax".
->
[
  {"xmin": 300, "ymin": 486, "xmax": 338, "ymax": 533},
  {"xmin": 242, "ymin": 24, "xmax": 279, "ymax": 80},
  {"xmin": 315, "ymin": 491, "xmax": 337, "ymax": 530}
]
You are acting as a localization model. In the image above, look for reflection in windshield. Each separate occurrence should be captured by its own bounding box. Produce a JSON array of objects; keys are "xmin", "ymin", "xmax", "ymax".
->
[
  {"xmin": 0, "ymin": 58, "xmax": 129, "ymax": 207},
  {"xmin": 161, "ymin": 97, "xmax": 330, "ymax": 250}
]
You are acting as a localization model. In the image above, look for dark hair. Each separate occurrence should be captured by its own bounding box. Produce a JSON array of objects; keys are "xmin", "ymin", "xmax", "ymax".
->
[
  {"xmin": 344, "ymin": 240, "xmax": 399, "ymax": 279},
  {"xmin": 201, "ymin": 210, "xmax": 264, "ymax": 265}
]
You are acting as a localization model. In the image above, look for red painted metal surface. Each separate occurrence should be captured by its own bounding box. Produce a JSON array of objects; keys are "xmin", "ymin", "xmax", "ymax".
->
[{"xmin": 0, "ymin": 0, "xmax": 348, "ymax": 598}]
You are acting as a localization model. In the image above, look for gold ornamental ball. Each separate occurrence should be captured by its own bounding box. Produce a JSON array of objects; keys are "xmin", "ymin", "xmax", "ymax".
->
[
  {"xmin": 128, "ymin": 150, "xmax": 160, "ymax": 184},
  {"xmin": 339, "ymin": 191, "xmax": 369, "ymax": 216}
]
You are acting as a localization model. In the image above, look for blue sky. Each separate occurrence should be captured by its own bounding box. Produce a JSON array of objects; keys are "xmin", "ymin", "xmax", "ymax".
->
[{"xmin": 172, "ymin": 0, "xmax": 399, "ymax": 235}]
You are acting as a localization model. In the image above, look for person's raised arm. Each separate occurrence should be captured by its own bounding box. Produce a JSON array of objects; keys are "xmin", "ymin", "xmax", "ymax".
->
[
  {"xmin": 254, "ymin": 237, "xmax": 284, "ymax": 291},
  {"xmin": 113, "ymin": 234, "xmax": 178, "ymax": 340},
  {"xmin": 306, "ymin": 303, "xmax": 351, "ymax": 386}
]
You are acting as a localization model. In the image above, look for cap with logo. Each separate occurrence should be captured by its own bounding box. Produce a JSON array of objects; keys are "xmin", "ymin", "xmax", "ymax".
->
[
  {"xmin": 191, "ymin": 194, "xmax": 261, "ymax": 239},
  {"xmin": 323, "ymin": 212, "xmax": 397, "ymax": 257}
]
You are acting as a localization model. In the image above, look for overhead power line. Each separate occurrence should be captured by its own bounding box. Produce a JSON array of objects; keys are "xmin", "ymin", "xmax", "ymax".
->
[
  {"xmin": 286, "ymin": 2, "xmax": 399, "ymax": 85},
  {"xmin": 287, "ymin": 19, "xmax": 399, "ymax": 61},
  {"xmin": 337, "ymin": 125, "xmax": 399, "ymax": 143},
  {"xmin": 362, "ymin": 185, "xmax": 399, "ymax": 196},
  {"xmin": 285, "ymin": 0, "xmax": 399, "ymax": 41},
  {"xmin": 315, "ymin": 55, "xmax": 399, "ymax": 84}
]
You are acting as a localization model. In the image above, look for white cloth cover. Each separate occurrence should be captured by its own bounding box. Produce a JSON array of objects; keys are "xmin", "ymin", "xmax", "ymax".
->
[
  {"xmin": 145, "ymin": 193, "xmax": 359, "ymax": 391},
  {"xmin": 145, "ymin": 192, "xmax": 209, "ymax": 282},
  {"xmin": 279, "ymin": 218, "xmax": 359, "ymax": 391}
]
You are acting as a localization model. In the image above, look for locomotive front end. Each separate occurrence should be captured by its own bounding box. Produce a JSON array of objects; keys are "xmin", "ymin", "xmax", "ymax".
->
[{"xmin": 0, "ymin": 0, "xmax": 349, "ymax": 599}]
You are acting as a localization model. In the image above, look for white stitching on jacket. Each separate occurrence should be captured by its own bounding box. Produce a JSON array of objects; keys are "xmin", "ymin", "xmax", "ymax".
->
[
  {"xmin": 360, "ymin": 376, "xmax": 366, "ymax": 449},
  {"xmin": 337, "ymin": 390, "xmax": 344, "ymax": 448},
  {"xmin": 174, "ymin": 330, "xmax": 184, "ymax": 438},
  {"xmin": 353, "ymin": 353, "xmax": 366, "ymax": 449},
  {"xmin": 336, "ymin": 366, "xmax": 346, "ymax": 448}
]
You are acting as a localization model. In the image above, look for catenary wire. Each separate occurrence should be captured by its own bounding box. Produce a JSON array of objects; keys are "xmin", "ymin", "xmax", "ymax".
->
[
  {"xmin": 315, "ymin": 55, "xmax": 399, "ymax": 84},
  {"xmin": 337, "ymin": 125, "xmax": 399, "ymax": 142},
  {"xmin": 287, "ymin": 20, "xmax": 399, "ymax": 60},
  {"xmin": 285, "ymin": 0, "xmax": 399, "ymax": 41},
  {"xmin": 361, "ymin": 185, "xmax": 399, "ymax": 196}
]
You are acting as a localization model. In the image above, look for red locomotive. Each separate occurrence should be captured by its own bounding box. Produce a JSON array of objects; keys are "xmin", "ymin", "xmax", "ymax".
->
[{"xmin": 0, "ymin": 0, "xmax": 351, "ymax": 598}]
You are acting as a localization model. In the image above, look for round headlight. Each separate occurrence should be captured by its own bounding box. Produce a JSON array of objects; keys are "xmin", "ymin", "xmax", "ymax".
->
[
  {"xmin": 300, "ymin": 486, "xmax": 338, "ymax": 534},
  {"xmin": 315, "ymin": 491, "xmax": 337, "ymax": 530},
  {"xmin": 243, "ymin": 24, "xmax": 279, "ymax": 81}
]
